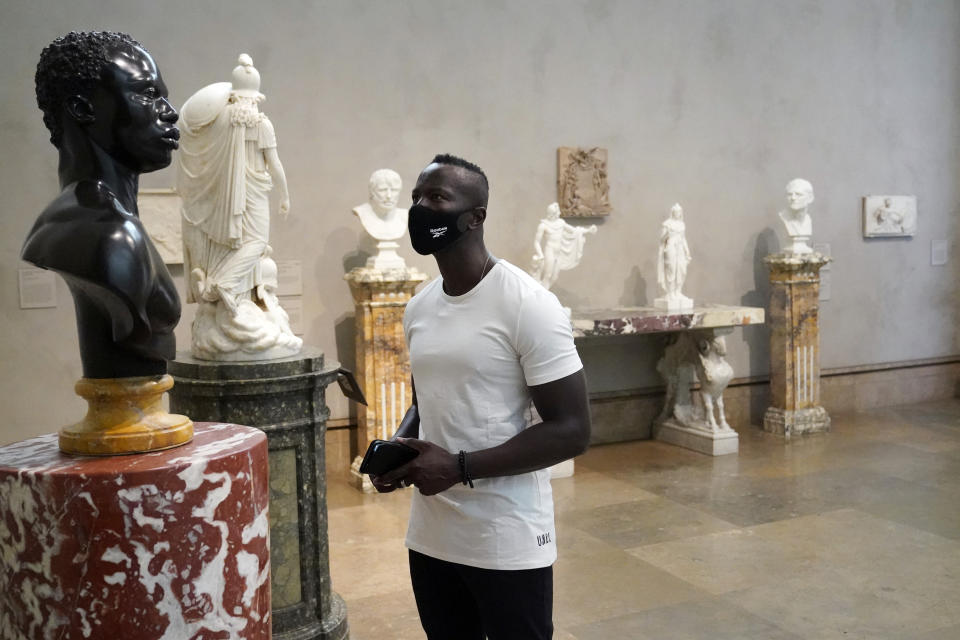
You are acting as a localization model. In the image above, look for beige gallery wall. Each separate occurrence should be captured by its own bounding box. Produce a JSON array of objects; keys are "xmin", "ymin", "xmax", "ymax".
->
[{"xmin": 1, "ymin": 0, "xmax": 958, "ymax": 444}]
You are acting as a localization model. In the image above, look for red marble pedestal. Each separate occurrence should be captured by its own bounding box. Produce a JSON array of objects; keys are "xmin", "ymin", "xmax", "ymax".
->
[{"xmin": 0, "ymin": 422, "xmax": 270, "ymax": 640}]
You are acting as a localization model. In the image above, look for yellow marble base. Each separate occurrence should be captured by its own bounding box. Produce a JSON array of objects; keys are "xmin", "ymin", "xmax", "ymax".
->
[
  {"xmin": 762, "ymin": 252, "xmax": 832, "ymax": 438},
  {"xmin": 60, "ymin": 374, "xmax": 193, "ymax": 456}
]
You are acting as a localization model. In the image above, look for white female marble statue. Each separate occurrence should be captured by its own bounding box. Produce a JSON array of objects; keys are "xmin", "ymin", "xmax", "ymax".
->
[
  {"xmin": 353, "ymin": 169, "xmax": 408, "ymax": 270},
  {"xmin": 654, "ymin": 203, "xmax": 693, "ymax": 310},
  {"xmin": 178, "ymin": 54, "xmax": 301, "ymax": 361},
  {"xmin": 778, "ymin": 178, "xmax": 814, "ymax": 255},
  {"xmin": 531, "ymin": 202, "xmax": 597, "ymax": 290}
]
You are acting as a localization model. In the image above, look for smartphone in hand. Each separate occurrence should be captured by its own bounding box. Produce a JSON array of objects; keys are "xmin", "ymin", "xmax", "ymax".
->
[{"xmin": 359, "ymin": 439, "xmax": 419, "ymax": 475}]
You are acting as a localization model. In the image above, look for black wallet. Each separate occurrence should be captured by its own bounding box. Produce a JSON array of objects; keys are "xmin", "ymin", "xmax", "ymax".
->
[{"xmin": 358, "ymin": 439, "xmax": 419, "ymax": 475}]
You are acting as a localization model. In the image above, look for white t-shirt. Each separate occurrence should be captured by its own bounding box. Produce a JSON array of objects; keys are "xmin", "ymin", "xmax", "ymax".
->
[{"xmin": 402, "ymin": 259, "xmax": 583, "ymax": 570}]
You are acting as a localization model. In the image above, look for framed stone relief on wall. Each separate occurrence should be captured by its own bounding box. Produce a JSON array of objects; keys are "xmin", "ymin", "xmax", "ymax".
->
[
  {"xmin": 862, "ymin": 195, "xmax": 917, "ymax": 237},
  {"xmin": 557, "ymin": 147, "xmax": 612, "ymax": 217},
  {"xmin": 137, "ymin": 188, "xmax": 184, "ymax": 263}
]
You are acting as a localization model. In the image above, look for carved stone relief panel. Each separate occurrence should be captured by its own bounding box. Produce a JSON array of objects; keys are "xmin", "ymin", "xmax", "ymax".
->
[{"xmin": 557, "ymin": 147, "xmax": 611, "ymax": 217}]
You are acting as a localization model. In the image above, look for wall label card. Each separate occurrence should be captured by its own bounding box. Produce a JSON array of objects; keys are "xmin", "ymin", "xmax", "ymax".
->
[
  {"xmin": 279, "ymin": 296, "xmax": 303, "ymax": 335},
  {"xmin": 276, "ymin": 260, "xmax": 303, "ymax": 296},
  {"xmin": 137, "ymin": 188, "xmax": 184, "ymax": 264},
  {"xmin": 18, "ymin": 267, "xmax": 57, "ymax": 309},
  {"xmin": 931, "ymin": 240, "xmax": 948, "ymax": 266}
]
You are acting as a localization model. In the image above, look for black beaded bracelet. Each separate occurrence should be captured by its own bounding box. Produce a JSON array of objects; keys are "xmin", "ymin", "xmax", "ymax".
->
[{"xmin": 458, "ymin": 450, "xmax": 474, "ymax": 488}]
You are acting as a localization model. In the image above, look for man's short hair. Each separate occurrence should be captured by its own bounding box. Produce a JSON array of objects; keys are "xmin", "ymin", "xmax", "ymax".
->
[
  {"xmin": 430, "ymin": 153, "xmax": 489, "ymax": 207},
  {"xmin": 35, "ymin": 31, "xmax": 143, "ymax": 148}
]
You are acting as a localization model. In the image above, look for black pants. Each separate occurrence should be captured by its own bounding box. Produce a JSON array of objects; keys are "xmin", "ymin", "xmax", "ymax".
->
[{"xmin": 408, "ymin": 550, "xmax": 553, "ymax": 640}]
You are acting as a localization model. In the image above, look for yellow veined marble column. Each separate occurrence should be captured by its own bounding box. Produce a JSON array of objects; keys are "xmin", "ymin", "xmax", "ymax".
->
[
  {"xmin": 762, "ymin": 253, "xmax": 832, "ymax": 439},
  {"xmin": 59, "ymin": 374, "xmax": 193, "ymax": 455},
  {"xmin": 344, "ymin": 266, "xmax": 427, "ymax": 491}
]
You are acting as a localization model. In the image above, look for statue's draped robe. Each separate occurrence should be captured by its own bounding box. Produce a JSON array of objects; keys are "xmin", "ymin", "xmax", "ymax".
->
[
  {"xmin": 657, "ymin": 219, "xmax": 689, "ymax": 295},
  {"xmin": 553, "ymin": 223, "xmax": 591, "ymax": 273},
  {"xmin": 178, "ymin": 89, "xmax": 275, "ymax": 303}
]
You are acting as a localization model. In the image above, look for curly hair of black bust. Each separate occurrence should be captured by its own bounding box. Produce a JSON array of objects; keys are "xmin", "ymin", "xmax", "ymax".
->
[{"xmin": 35, "ymin": 31, "xmax": 143, "ymax": 148}]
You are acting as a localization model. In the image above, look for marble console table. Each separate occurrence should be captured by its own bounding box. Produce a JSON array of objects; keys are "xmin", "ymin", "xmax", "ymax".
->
[{"xmin": 571, "ymin": 304, "xmax": 765, "ymax": 455}]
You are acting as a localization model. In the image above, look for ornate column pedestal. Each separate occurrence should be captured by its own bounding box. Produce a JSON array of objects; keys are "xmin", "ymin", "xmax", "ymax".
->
[
  {"xmin": 168, "ymin": 349, "xmax": 347, "ymax": 640},
  {"xmin": 0, "ymin": 423, "xmax": 270, "ymax": 639},
  {"xmin": 344, "ymin": 266, "xmax": 427, "ymax": 492},
  {"xmin": 762, "ymin": 253, "xmax": 832, "ymax": 439}
]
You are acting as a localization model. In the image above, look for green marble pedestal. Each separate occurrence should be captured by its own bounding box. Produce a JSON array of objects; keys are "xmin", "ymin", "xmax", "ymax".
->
[{"xmin": 168, "ymin": 348, "xmax": 348, "ymax": 640}]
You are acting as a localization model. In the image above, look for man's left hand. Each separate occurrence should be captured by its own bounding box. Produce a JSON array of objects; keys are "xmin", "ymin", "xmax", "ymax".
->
[{"xmin": 380, "ymin": 438, "xmax": 460, "ymax": 496}]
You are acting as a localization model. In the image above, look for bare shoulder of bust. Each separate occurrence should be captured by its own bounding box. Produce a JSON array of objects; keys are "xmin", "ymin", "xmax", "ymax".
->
[{"xmin": 22, "ymin": 180, "xmax": 145, "ymax": 276}]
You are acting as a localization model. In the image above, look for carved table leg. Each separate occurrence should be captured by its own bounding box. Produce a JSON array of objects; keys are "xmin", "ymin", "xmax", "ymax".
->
[{"xmin": 654, "ymin": 328, "xmax": 739, "ymax": 456}]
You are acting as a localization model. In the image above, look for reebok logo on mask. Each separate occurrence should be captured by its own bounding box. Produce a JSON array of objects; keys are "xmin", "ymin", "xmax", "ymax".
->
[{"xmin": 408, "ymin": 203, "xmax": 477, "ymax": 255}]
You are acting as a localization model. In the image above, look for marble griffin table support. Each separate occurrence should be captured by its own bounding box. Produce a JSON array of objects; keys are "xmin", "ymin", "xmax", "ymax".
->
[
  {"xmin": 0, "ymin": 423, "xmax": 270, "ymax": 639},
  {"xmin": 762, "ymin": 253, "xmax": 832, "ymax": 438},
  {"xmin": 167, "ymin": 349, "xmax": 347, "ymax": 640},
  {"xmin": 344, "ymin": 266, "xmax": 426, "ymax": 492},
  {"xmin": 654, "ymin": 328, "xmax": 740, "ymax": 455},
  {"xmin": 571, "ymin": 304, "xmax": 765, "ymax": 456}
]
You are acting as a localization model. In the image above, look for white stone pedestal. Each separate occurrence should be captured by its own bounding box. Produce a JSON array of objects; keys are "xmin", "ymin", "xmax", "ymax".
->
[
  {"xmin": 655, "ymin": 419, "xmax": 739, "ymax": 456},
  {"xmin": 654, "ymin": 294, "xmax": 694, "ymax": 311},
  {"xmin": 549, "ymin": 458, "xmax": 575, "ymax": 479},
  {"xmin": 367, "ymin": 240, "xmax": 406, "ymax": 270}
]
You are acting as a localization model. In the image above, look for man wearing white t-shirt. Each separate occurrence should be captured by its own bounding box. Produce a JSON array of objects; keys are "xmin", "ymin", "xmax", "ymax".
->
[{"xmin": 374, "ymin": 154, "xmax": 592, "ymax": 639}]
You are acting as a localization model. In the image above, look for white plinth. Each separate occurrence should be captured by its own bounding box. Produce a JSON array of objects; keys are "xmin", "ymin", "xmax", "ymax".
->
[
  {"xmin": 655, "ymin": 419, "xmax": 739, "ymax": 456},
  {"xmin": 367, "ymin": 240, "xmax": 407, "ymax": 270},
  {"xmin": 654, "ymin": 294, "xmax": 694, "ymax": 311},
  {"xmin": 548, "ymin": 458, "xmax": 575, "ymax": 479}
]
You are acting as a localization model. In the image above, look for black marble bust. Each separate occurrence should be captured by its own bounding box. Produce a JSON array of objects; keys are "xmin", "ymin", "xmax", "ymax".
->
[{"xmin": 22, "ymin": 32, "xmax": 181, "ymax": 379}]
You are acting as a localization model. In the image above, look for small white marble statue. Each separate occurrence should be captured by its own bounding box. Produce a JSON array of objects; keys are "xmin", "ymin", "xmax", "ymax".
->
[
  {"xmin": 531, "ymin": 202, "xmax": 597, "ymax": 290},
  {"xmin": 178, "ymin": 54, "xmax": 301, "ymax": 361},
  {"xmin": 778, "ymin": 178, "xmax": 814, "ymax": 255},
  {"xmin": 353, "ymin": 169, "xmax": 409, "ymax": 271},
  {"xmin": 654, "ymin": 203, "xmax": 693, "ymax": 310}
]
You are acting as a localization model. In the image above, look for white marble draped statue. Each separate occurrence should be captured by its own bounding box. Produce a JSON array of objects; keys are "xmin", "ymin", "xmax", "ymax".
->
[
  {"xmin": 655, "ymin": 203, "xmax": 693, "ymax": 310},
  {"xmin": 178, "ymin": 53, "xmax": 301, "ymax": 361},
  {"xmin": 531, "ymin": 202, "xmax": 597, "ymax": 290},
  {"xmin": 353, "ymin": 169, "xmax": 409, "ymax": 271},
  {"xmin": 778, "ymin": 178, "xmax": 814, "ymax": 255}
]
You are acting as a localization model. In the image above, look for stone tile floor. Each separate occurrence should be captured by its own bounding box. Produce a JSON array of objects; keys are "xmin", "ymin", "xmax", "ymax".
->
[{"xmin": 327, "ymin": 399, "xmax": 960, "ymax": 639}]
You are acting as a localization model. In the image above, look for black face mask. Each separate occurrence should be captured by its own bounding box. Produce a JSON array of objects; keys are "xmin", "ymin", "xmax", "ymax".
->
[{"xmin": 408, "ymin": 203, "xmax": 475, "ymax": 255}]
